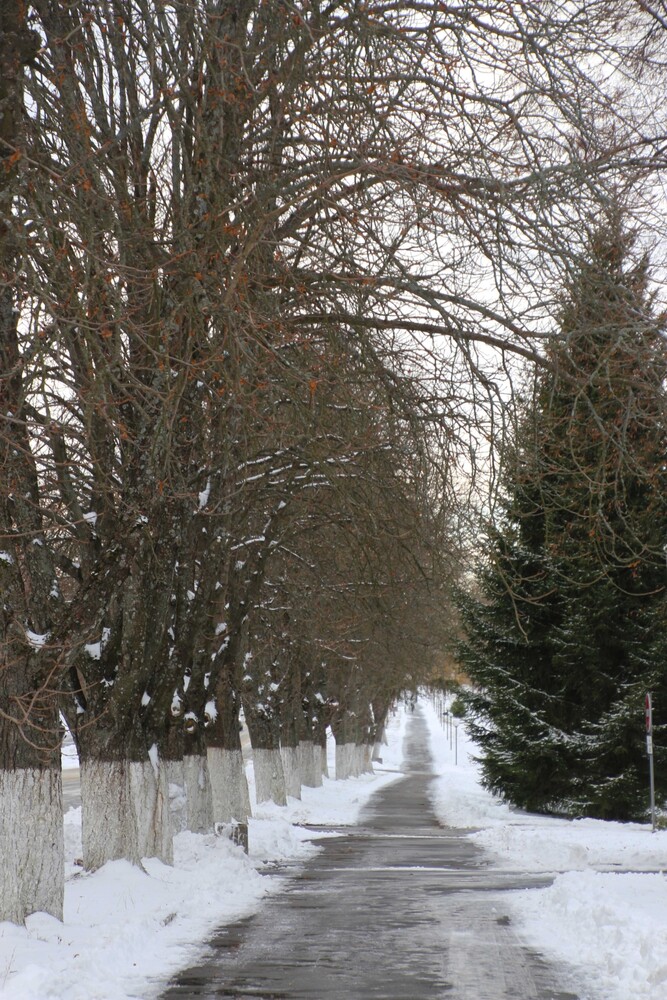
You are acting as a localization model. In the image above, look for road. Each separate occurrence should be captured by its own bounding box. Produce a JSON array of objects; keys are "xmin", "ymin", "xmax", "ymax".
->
[{"xmin": 161, "ymin": 708, "xmax": 586, "ymax": 1000}]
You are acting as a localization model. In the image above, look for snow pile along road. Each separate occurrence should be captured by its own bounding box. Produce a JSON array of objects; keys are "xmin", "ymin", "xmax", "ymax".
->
[{"xmin": 422, "ymin": 698, "xmax": 667, "ymax": 1000}]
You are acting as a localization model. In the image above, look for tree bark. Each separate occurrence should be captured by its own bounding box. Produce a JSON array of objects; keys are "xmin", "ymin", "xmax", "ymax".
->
[
  {"xmin": 244, "ymin": 705, "xmax": 286, "ymax": 806},
  {"xmin": 206, "ymin": 658, "xmax": 251, "ymax": 838},
  {"xmin": 0, "ymin": 742, "xmax": 63, "ymax": 924}
]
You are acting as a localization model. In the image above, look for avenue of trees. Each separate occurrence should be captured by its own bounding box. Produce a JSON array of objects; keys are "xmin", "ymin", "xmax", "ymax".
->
[{"xmin": 1, "ymin": 0, "xmax": 667, "ymax": 924}]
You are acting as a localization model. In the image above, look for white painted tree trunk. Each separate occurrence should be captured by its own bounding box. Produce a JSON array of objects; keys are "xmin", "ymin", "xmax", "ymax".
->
[
  {"xmin": 360, "ymin": 743, "xmax": 374, "ymax": 774},
  {"xmin": 130, "ymin": 760, "xmax": 173, "ymax": 864},
  {"xmin": 298, "ymin": 739, "xmax": 322, "ymax": 787},
  {"xmin": 81, "ymin": 758, "xmax": 173, "ymax": 870},
  {"xmin": 335, "ymin": 742, "xmax": 356, "ymax": 780},
  {"xmin": 334, "ymin": 741, "xmax": 345, "ymax": 779},
  {"xmin": 81, "ymin": 760, "xmax": 135, "ymax": 868},
  {"xmin": 280, "ymin": 745, "xmax": 302, "ymax": 799},
  {"xmin": 183, "ymin": 754, "xmax": 213, "ymax": 833},
  {"xmin": 253, "ymin": 747, "xmax": 287, "ymax": 806},
  {"xmin": 207, "ymin": 747, "xmax": 251, "ymax": 825},
  {"xmin": 354, "ymin": 744, "xmax": 370, "ymax": 775},
  {"xmin": 0, "ymin": 767, "xmax": 64, "ymax": 924},
  {"xmin": 319, "ymin": 742, "xmax": 329, "ymax": 778},
  {"xmin": 372, "ymin": 724, "xmax": 387, "ymax": 762}
]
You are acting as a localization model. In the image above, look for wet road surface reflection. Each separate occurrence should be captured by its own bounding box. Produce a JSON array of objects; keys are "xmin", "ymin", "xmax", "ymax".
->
[{"xmin": 161, "ymin": 709, "xmax": 585, "ymax": 999}]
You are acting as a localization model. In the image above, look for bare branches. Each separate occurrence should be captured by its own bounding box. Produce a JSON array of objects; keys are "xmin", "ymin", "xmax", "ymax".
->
[{"xmin": 2, "ymin": 0, "xmax": 667, "ymax": 780}]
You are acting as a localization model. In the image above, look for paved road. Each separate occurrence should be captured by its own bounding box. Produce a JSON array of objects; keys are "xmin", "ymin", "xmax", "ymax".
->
[{"xmin": 161, "ymin": 709, "xmax": 585, "ymax": 1000}]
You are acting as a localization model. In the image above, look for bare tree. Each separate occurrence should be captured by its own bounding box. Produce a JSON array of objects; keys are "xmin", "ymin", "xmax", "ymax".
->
[{"xmin": 0, "ymin": 1, "xmax": 66, "ymax": 924}]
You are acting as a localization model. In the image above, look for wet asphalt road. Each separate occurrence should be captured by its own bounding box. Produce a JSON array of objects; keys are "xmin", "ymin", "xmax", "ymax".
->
[{"xmin": 161, "ymin": 709, "xmax": 585, "ymax": 1000}]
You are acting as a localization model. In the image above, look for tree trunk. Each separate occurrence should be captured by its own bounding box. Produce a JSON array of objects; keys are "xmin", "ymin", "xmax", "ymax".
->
[
  {"xmin": 0, "ymin": 732, "xmax": 63, "ymax": 924},
  {"xmin": 244, "ymin": 707, "xmax": 286, "ymax": 806},
  {"xmin": 278, "ymin": 659, "xmax": 302, "ymax": 799},
  {"xmin": 182, "ymin": 726, "xmax": 213, "ymax": 834},
  {"xmin": 297, "ymin": 662, "xmax": 322, "ymax": 787},
  {"xmin": 206, "ymin": 662, "xmax": 251, "ymax": 845},
  {"xmin": 371, "ymin": 698, "xmax": 391, "ymax": 762},
  {"xmin": 318, "ymin": 725, "xmax": 329, "ymax": 778},
  {"xmin": 79, "ymin": 740, "xmax": 173, "ymax": 870},
  {"xmin": 372, "ymin": 722, "xmax": 387, "ymax": 763},
  {"xmin": 253, "ymin": 747, "xmax": 287, "ymax": 806},
  {"xmin": 182, "ymin": 754, "xmax": 214, "ymax": 833},
  {"xmin": 298, "ymin": 739, "xmax": 322, "ymax": 787},
  {"xmin": 335, "ymin": 741, "xmax": 357, "ymax": 780},
  {"xmin": 331, "ymin": 709, "xmax": 364, "ymax": 780},
  {"xmin": 0, "ymin": 4, "xmax": 63, "ymax": 925}
]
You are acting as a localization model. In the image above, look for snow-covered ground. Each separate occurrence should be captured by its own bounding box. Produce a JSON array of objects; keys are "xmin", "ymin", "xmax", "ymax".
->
[
  {"xmin": 422, "ymin": 698, "xmax": 667, "ymax": 1000},
  {"xmin": 0, "ymin": 713, "xmax": 408, "ymax": 1000},
  {"xmin": 2, "ymin": 700, "xmax": 666, "ymax": 1000}
]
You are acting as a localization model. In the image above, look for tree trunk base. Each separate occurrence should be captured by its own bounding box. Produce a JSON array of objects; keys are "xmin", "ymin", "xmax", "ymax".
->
[
  {"xmin": 253, "ymin": 747, "xmax": 287, "ymax": 806},
  {"xmin": 81, "ymin": 758, "xmax": 173, "ymax": 870},
  {"xmin": 280, "ymin": 745, "xmax": 302, "ymax": 799},
  {"xmin": 183, "ymin": 754, "xmax": 214, "ymax": 833},
  {"xmin": 207, "ymin": 747, "xmax": 251, "ymax": 825},
  {"xmin": 298, "ymin": 740, "xmax": 322, "ymax": 788},
  {"xmin": 0, "ymin": 767, "xmax": 64, "ymax": 924},
  {"xmin": 335, "ymin": 742, "xmax": 362, "ymax": 779}
]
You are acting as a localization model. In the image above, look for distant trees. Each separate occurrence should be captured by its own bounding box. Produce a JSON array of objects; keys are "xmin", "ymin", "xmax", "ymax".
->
[
  {"xmin": 2, "ymin": 0, "xmax": 667, "ymax": 924},
  {"xmin": 458, "ymin": 212, "xmax": 667, "ymax": 820}
]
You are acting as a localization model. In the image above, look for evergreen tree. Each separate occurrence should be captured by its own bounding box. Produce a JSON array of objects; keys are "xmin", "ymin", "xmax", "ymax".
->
[{"xmin": 459, "ymin": 217, "xmax": 667, "ymax": 820}]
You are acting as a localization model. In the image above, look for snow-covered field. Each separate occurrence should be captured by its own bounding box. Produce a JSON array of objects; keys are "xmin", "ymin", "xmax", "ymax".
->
[
  {"xmin": 2, "ymin": 700, "xmax": 666, "ymax": 1000},
  {"xmin": 0, "ymin": 714, "xmax": 408, "ymax": 1000},
  {"xmin": 423, "ymin": 698, "xmax": 667, "ymax": 1000}
]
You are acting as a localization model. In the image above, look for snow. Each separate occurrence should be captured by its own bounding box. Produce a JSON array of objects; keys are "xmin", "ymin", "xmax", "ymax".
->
[
  {"xmin": 84, "ymin": 632, "xmax": 112, "ymax": 666},
  {"xmin": 198, "ymin": 480, "xmax": 211, "ymax": 509},
  {"xmin": 61, "ymin": 739, "xmax": 79, "ymax": 772},
  {"xmin": 5, "ymin": 699, "xmax": 665, "ymax": 1000},
  {"xmin": 148, "ymin": 743, "xmax": 159, "ymax": 777},
  {"xmin": 515, "ymin": 872, "xmax": 667, "ymax": 1000},
  {"xmin": 24, "ymin": 630, "xmax": 49, "ymax": 650},
  {"xmin": 0, "ymin": 710, "xmax": 406, "ymax": 999},
  {"xmin": 422, "ymin": 698, "xmax": 667, "ymax": 1000}
]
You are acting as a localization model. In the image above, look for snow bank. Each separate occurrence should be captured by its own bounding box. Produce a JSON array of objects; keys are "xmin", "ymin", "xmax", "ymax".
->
[
  {"xmin": 0, "ymin": 835, "xmax": 269, "ymax": 1000},
  {"xmin": 0, "ymin": 708, "xmax": 407, "ymax": 999},
  {"xmin": 516, "ymin": 871, "xmax": 667, "ymax": 1000},
  {"xmin": 421, "ymin": 697, "xmax": 667, "ymax": 1000}
]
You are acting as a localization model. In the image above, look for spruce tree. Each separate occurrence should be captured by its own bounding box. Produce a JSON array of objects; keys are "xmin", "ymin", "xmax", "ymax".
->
[{"xmin": 459, "ymin": 217, "xmax": 667, "ymax": 820}]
